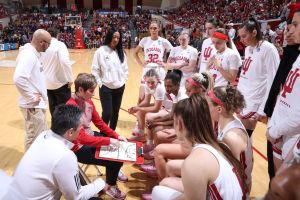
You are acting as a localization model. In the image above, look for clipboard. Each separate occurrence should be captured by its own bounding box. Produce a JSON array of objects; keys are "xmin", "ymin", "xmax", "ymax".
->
[{"xmin": 95, "ymin": 141, "xmax": 144, "ymax": 164}]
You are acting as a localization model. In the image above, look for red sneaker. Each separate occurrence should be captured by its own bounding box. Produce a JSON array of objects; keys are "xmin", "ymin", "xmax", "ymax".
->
[
  {"xmin": 143, "ymin": 143, "xmax": 155, "ymax": 153},
  {"xmin": 141, "ymin": 193, "xmax": 152, "ymax": 200},
  {"xmin": 129, "ymin": 134, "xmax": 146, "ymax": 142},
  {"xmin": 105, "ymin": 185, "xmax": 126, "ymax": 200},
  {"xmin": 144, "ymin": 149, "xmax": 154, "ymax": 160}
]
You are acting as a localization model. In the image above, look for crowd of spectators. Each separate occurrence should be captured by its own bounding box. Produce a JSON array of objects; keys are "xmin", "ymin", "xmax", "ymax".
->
[
  {"xmin": 164, "ymin": 0, "xmax": 286, "ymax": 29},
  {"xmin": 0, "ymin": 3, "xmax": 10, "ymax": 18},
  {"xmin": 0, "ymin": 0, "xmax": 292, "ymax": 50}
]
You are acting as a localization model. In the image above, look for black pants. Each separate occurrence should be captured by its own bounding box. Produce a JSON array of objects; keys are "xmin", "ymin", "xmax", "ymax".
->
[
  {"xmin": 99, "ymin": 85, "xmax": 125, "ymax": 130},
  {"xmin": 47, "ymin": 84, "xmax": 71, "ymax": 116},
  {"xmin": 267, "ymin": 140, "xmax": 275, "ymax": 182},
  {"xmin": 76, "ymin": 145, "xmax": 123, "ymax": 186}
]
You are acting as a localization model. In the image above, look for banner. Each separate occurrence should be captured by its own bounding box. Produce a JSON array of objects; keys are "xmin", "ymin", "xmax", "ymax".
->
[{"xmin": 0, "ymin": 43, "xmax": 19, "ymax": 51}]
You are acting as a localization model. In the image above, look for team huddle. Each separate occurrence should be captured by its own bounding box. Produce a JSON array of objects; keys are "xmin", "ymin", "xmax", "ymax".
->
[{"xmin": 2, "ymin": 6, "xmax": 300, "ymax": 200}]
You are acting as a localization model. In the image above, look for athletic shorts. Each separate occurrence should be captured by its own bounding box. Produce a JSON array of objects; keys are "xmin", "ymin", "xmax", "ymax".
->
[
  {"xmin": 152, "ymin": 185, "xmax": 182, "ymax": 200},
  {"xmin": 273, "ymin": 134, "xmax": 300, "ymax": 160},
  {"xmin": 238, "ymin": 108, "xmax": 257, "ymax": 120}
]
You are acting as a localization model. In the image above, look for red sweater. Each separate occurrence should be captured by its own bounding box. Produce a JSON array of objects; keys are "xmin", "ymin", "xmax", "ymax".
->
[{"xmin": 66, "ymin": 96, "xmax": 119, "ymax": 152}]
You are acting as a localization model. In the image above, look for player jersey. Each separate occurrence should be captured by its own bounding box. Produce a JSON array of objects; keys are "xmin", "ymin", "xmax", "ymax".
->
[
  {"xmin": 237, "ymin": 41, "xmax": 280, "ymax": 115},
  {"xmin": 199, "ymin": 38, "xmax": 216, "ymax": 73},
  {"xmin": 145, "ymin": 82, "xmax": 166, "ymax": 101},
  {"xmin": 218, "ymin": 117, "xmax": 253, "ymax": 191},
  {"xmin": 293, "ymin": 136, "xmax": 300, "ymax": 160},
  {"xmin": 171, "ymin": 87, "xmax": 188, "ymax": 104},
  {"xmin": 162, "ymin": 92, "xmax": 173, "ymax": 112},
  {"xmin": 268, "ymin": 55, "xmax": 300, "ymax": 141},
  {"xmin": 193, "ymin": 144, "xmax": 246, "ymax": 200},
  {"xmin": 139, "ymin": 36, "xmax": 172, "ymax": 68},
  {"xmin": 209, "ymin": 47, "xmax": 242, "ymax": 87},
  {"xmin": 169, "ymin": 45, "xmax": 198, "ymax": 82}
]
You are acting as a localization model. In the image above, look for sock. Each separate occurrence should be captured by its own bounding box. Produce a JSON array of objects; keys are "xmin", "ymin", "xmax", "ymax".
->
[
  {"xmin": 147, "ymin": 140, "xmax": 153, "ymax": 145},
  {"xmin": 138, "ymin": 129, "xmax": 144, "ymax": 136}
]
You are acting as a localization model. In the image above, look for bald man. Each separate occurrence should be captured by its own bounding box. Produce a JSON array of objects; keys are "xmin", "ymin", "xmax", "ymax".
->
[{"xmin": 13, "ymin": 29, "xmax": 52, "ymax": 150}]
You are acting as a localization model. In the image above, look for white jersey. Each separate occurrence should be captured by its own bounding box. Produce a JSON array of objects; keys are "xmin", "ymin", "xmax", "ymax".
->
[
  {"xmin": 268, "ymin": 55, "xmax": 300, "ymax": 159},
  {"xmin": 218, "ymin": 118, "xmax": 253, "ymax": 191},
  {"xmin": 162, "ymin": 93, "xmax": 173, "ymax": 112},
  {"xmin": 145, "ymin": 82, "xmax": 165, "ymax": 101},
  {"xmin": 139, "ymin": 36, "xmax": 172, "ymax": 81},
  {"xmin": 209, "ymin": 47, "xmax": 242, "ymax": 87},
  {"xmin": 199, "ymin": 38, "xmax": 216, "ymax": 73},
  {"xmin": 171, "ymin": 87, "xmax": 189, "ymax": 103},
  {"xmin": 237, "ymin": 41, "xmax": 280, "ymax": 115},
  {"xmin": 169, "ymin": 45, "xmax": 198, "ymax": 85},
  {"xmin": 193, "ymin": 144, "xmax": 246, "ymax": 200},
  {"xmin": 293, "ymin": 136, "xmax": 300, "ymax": 160}
]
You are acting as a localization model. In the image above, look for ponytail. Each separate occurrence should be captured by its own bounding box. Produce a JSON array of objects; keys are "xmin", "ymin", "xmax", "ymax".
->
[{"xmin": 240, "ymin": 16, "xmax": 263, "ymax": 41}]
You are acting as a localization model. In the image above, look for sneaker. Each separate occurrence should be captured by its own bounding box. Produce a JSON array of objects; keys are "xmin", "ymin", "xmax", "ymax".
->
[
  {"xmin": 144, "ymin": 149, "xmax": 154, "ymax": 160},
  {"xmin": 140, "ymin": 163, "xmax": 156, "ymax": 173},
  {"xmin": 105, "ymin": 185, "xmax": 126, "ymax": 200},
  {"xmin": 143, "ymin": 143, "xmax": 155, "ymax": 154},
  {"xmin": 141, "ymin": 193, "xmax": 152, "ymax": 200},
  {"xmin": 129, "ymin": 134, "xmax": 146, "ymax": 142},
  {"xmin": 141, "ymin": 164, "xmax": 158, "ymax": 178},
  {"xmin": 117, "ymin": 170, "xmax": 128, "ymax": 182}
]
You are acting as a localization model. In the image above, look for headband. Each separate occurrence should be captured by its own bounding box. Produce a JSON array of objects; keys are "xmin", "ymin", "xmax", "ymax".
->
[
  {"xmin": 212, "ymin": 32, "xmax": 228, "ymax": 41},
  {"xmin": 207, "ymin": 90, "xmax": 224, "ymax": 106},
  {"xmin": 187, "ymin": 77, "xmax": 201, "ymax": 87}
]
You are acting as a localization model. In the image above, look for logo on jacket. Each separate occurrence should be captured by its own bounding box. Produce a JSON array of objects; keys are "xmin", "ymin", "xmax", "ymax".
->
[
  {"xmin": 203, "ymin": 47, "xmax": 213, "ymax": 61},
  {"xmin": 281, "ymin": 68, "xmax": 300, "ymax": 98},
  {"xmin": 242, "ymin": 57, "xmax": 252, "ymax": 75}
]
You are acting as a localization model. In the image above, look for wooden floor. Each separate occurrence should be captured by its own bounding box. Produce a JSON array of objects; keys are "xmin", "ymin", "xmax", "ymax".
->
[{"xmin": 0, "ymin": 48, "xmax": 269, "ymax": 199}]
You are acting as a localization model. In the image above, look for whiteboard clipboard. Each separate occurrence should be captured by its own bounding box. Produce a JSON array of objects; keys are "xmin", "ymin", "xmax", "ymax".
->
[{"xmin": 95, "ymin": 141, "xmax": 144, "ymax": 164}]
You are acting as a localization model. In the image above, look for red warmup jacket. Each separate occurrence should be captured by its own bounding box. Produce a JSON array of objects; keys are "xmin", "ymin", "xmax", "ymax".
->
[{"xmin": 66, "ymin": 96, "xmax": 119, "ymax": 152}]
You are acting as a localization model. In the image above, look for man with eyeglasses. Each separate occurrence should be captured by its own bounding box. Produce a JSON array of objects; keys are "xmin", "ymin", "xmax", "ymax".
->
[
  {"xmin": 13, "ymin": 29, "xmax": 52, "ymax": 150},
  {"xmin": 3, "ymin": 105, "xmax": 105, "ymax": 200}
]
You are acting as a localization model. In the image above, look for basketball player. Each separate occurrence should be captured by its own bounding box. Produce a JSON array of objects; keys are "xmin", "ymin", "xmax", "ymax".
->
[
  {"xmin": 208, "ymin": 29, "xmax": 242, "ymax": 86},
  {"xmin": 140, "ymin": 73, "xmax": 212, "ymax": 183},
  {"xmin": 237, "ymin": 17, "xmax": 280, "ymax": 137},
  {"xmin": 142, "ymin": 70, "xmax": 185, "ymax": 157},
  {"xmin": 266, "ymin": 9, "xmax": 300, "ymax": 170},
  {"xmin": 206, "ymin": 86, "xmax": 253, "ymax": 192},
  {"xmin": 264, "ymin": 20, "xmax": 300, "ymax": 180},
  {"xmin": 152, "ymin": 95, "xmax": 247, "ymax": 200},
  {"xmin": 133, "ymin": 21, "xmax": 173, "ymax": 102},
  {"xmin": 128, "ymin": 69, "xmax": 165, "ymax": 142},
  {"xmin": 264, "ymin": 137, "xmax": 300, "ymax": 200},
  {"xmin": 198, "ymin": 18, "xmax": 220, "ymax": 73},
  {"xmin": 160, "ymin": 31, "xmax": 198, "ymax": 87}
]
